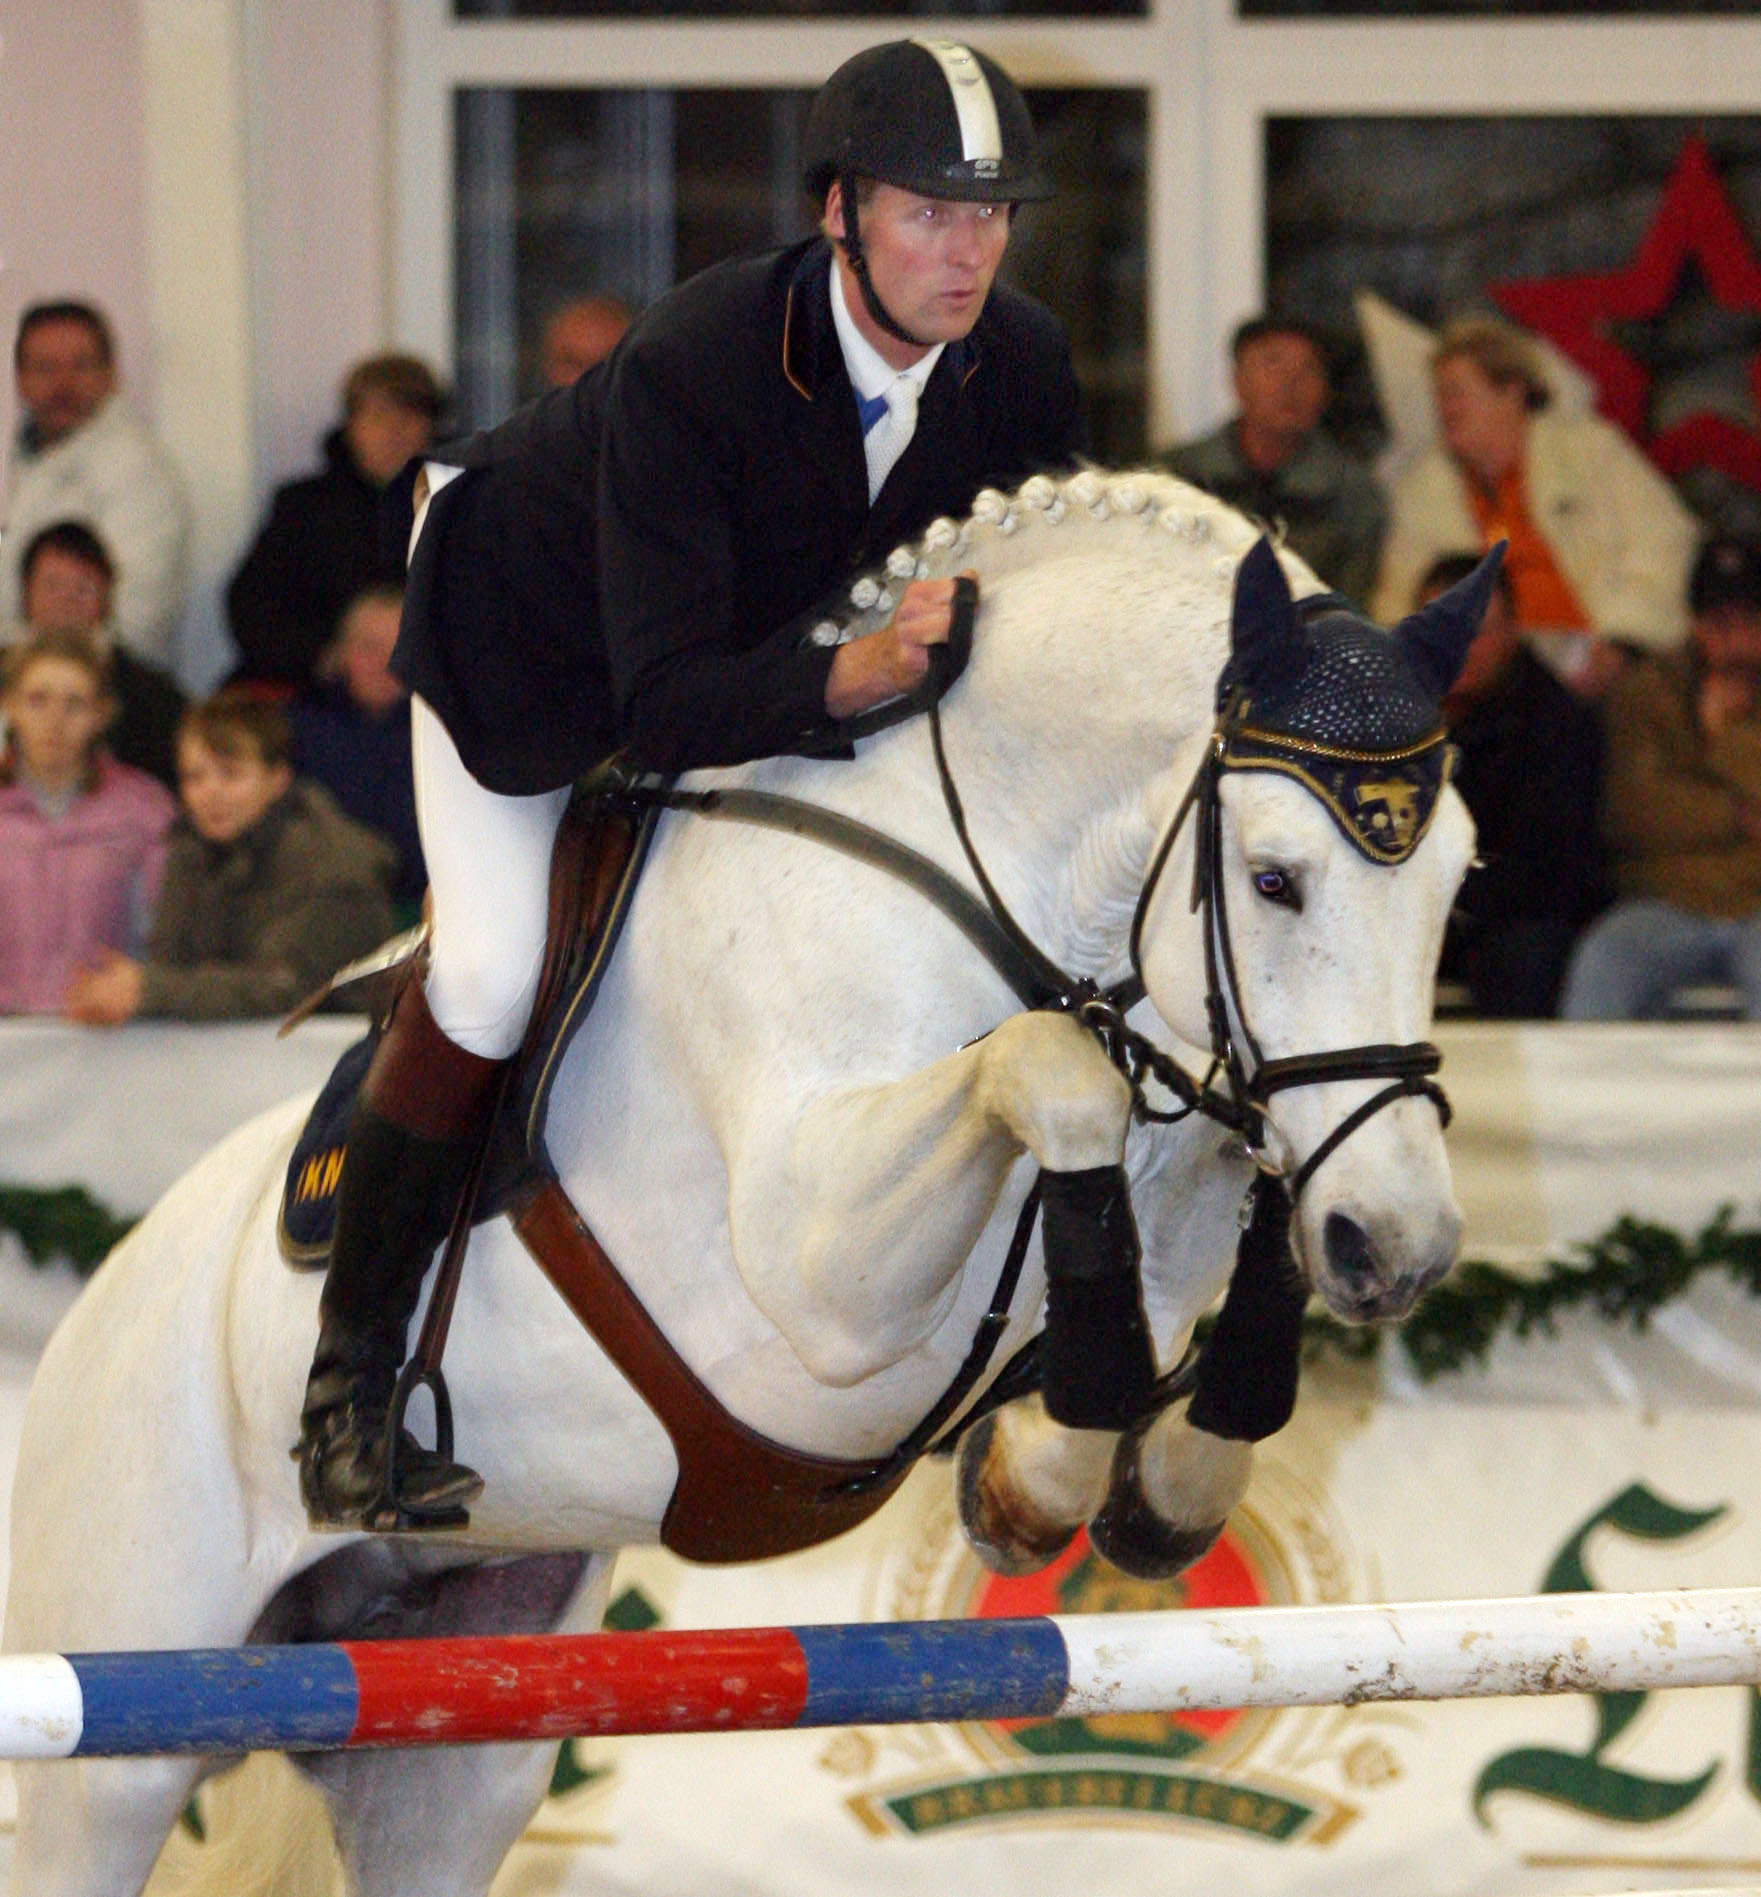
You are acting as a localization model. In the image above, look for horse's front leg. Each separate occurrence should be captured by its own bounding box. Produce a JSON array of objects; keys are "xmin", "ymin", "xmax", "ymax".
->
[{"xmin": 733, "ymin": 1009, "xmax": 1133, "ymax": 1389}]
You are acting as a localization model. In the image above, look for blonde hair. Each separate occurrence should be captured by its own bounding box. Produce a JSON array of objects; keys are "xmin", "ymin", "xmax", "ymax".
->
[
  {"xmin": 1434, "ymin": 315, "xmax": 1550, "ymax": 412},
  {"xmin": 1, "ymin": 626, "xmax": 112, "ymax": 698}
]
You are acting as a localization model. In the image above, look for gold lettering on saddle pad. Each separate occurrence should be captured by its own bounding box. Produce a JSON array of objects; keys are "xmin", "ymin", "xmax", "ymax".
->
[{"xmin": 292, "ymin": 1147, "xmax": 345, "ymax": 1205}]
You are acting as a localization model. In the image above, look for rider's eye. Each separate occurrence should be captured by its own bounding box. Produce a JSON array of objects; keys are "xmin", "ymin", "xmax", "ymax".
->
[{"xmin": 1253, "ymin": 867, "xmax": 1301, "ymax": 910}]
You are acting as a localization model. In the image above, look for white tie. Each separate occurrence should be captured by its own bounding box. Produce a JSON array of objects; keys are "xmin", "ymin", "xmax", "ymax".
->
[{"xmin": 864, "ymin": 375, "xmax": 919, "ymax": 504}]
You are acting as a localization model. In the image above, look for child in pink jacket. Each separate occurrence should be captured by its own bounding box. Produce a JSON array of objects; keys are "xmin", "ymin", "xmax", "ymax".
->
[{"xmin": 0, "ymin": 629, "xmax": 174, "ymax": 1013}]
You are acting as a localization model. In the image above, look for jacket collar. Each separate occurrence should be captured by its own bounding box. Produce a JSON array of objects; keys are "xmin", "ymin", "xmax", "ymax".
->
[
  {"xmin": 185, "ymin": 782, "xmax": 299, "ymax": 875},
  {"xmin": 782, "ymin": 239, "xmax": 979, "ymax": 405}
]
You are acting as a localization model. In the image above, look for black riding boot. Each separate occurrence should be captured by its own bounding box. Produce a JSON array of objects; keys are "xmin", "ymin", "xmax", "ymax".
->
[{"xmin": 296, "ymin": 978, "xmax": 505, "ymax": 1529}]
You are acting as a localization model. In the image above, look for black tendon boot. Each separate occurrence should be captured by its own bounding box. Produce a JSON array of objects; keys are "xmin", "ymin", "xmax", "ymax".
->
[
  {"xmin": 1039, "ymin": 1164, "xmax": 1158, "ymax": 1430},
  {"xmin": 296, "ymin": 979, "xmax": 504, "ymax": 1529}
]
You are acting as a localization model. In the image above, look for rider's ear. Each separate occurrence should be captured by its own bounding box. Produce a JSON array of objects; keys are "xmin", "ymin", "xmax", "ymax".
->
[
  {"xmin": 1396, "ymin": 541, "xmax": 1507, "ymax": 698},
  {"xmin": 1227, "ymin": 537, "xmax": 1307, "ymax": 699}
]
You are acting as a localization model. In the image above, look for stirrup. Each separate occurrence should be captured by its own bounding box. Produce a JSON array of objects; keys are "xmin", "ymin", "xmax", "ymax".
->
[{"xmin": 364, "ymin": 1361, "xmax": 479, "ymax": 1533}]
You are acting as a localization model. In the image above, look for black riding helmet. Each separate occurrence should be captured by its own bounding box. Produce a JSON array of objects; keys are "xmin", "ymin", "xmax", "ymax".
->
[{"xmin": 803, "ymin": 39, "xmax": 1053, "ymax": 347}]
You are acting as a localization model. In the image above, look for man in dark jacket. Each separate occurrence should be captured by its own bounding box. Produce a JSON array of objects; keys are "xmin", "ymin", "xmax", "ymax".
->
[
  {"xmin": 295, "ymin": 38, "xmax": 1088, "ymax": 1532},
  {"xmin": 1164, "ymin": 316, "xmax": 1384, "ymax": 608},
  {"xmin": 226, "ymin": 355, "xmax": 445, "ymax": 691},
  {"xmin": 17, "ymin": 518, "xmax": 186, "ymax": 788},
  {"xmin": 1421, "ymin": 552, "xmax": 1607, "ymax": 1016},
  {"xmin": 289, "ymin": 585, "xmax": 425, "ymax": 917}
]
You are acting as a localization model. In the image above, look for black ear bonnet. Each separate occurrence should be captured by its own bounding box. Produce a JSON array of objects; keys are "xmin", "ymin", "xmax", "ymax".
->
[{"xmin": 1215, "ymin": 538, "xmax": 1505, "ymax": 864}]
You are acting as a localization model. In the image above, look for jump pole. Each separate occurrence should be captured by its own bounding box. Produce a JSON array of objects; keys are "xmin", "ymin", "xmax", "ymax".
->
[{"xmin": 5, "ymin": 1588, "xmax": 1761, "ymax": 1761}]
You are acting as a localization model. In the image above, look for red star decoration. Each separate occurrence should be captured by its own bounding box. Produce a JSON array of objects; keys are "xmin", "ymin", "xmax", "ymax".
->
[{"xmin": 1491, "ymin": 134, "xmax": 1761, "ymax": 492}]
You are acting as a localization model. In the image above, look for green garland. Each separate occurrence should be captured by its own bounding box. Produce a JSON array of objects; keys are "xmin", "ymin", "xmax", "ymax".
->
[
  {"xmin": 0, "ymin": 1184, "xmax": 134, "ymax": 1276},
  {"xmin": 1, "ymin": 1184, "xmax": 1757, "ymax": 1383},
  {"xmin": 1302, "ymin": 1205, "xmax": 1761, "ymax": 1381}
]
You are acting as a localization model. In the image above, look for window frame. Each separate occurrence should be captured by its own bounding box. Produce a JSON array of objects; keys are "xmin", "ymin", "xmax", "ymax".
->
[{"xmin": 393, "ymin": 0, "xmax": 1761, "ymax": 446}]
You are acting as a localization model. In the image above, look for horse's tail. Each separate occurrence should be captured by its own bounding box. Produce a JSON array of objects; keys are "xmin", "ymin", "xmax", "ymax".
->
[{"xmin": 146, "ymin": 1755, "xmax": 343, "ymax": 1897}]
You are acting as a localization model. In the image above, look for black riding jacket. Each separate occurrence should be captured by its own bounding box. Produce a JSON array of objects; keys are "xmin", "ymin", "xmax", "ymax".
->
[{"xmin": 394, "ymin": 238, "xmax": 1086, "ymax": 793}]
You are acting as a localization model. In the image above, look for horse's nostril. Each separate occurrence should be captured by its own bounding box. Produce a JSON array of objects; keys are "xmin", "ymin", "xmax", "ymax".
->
[{"xmin": 1323, "ymin": 1211, "xmax": 1376, "ymax": 1289}]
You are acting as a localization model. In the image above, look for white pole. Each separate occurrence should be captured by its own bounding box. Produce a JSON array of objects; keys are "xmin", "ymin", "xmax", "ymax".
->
[
  {"xmin": 1056, "ymin": 1588, "xmax": 1761, "ymax": 1714},
  {"xmin": 8, "ymin": 1589, "xmax": 1761, "ymax": 1759}
]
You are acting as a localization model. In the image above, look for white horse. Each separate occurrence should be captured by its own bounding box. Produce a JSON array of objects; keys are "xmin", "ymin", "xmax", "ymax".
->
[{"xmin": 5, "ymin": 469, "xmax": 1484, "ymax": 1896}]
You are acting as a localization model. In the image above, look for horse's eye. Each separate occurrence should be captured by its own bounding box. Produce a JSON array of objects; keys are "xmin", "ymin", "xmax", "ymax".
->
[{"xmin": 1253, "ymin": 867, "xmax": 1301, "ymax": 910}]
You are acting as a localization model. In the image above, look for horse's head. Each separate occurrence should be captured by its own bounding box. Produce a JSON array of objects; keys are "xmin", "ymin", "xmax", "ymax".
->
[{"xmin": 1140, "ymin": 536, "xmax": 1500, "ymax": 1324}]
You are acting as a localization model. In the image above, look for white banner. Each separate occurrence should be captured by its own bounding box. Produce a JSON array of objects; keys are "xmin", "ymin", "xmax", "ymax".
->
[{"xmin": 531, "ymin": 1407, "xmax": 1761, "ymax": 1897}]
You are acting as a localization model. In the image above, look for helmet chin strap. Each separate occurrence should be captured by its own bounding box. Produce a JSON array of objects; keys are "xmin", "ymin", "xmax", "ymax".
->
[{"xmin": 839, "ymin": 171, "xmax": 934, "ymax": 352}]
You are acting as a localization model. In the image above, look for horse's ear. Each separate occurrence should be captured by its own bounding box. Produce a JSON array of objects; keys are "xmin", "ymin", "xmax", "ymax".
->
[
  {"xmin": 1395, "ymin": 541, "xmax": 1507, "ymax": 698},
  {"xmin": 1229, "ymin": 537, "xmax": 1307, "ymax": 695}
]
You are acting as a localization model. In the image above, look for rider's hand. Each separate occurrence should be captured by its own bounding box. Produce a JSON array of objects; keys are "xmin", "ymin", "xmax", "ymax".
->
[{"xmin": 824, "ymin": 573, "xmax": 976, "ymax": 720}]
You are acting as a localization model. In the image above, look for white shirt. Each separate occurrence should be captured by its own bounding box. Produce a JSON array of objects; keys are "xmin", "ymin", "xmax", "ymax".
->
[{"xmin": 828, "ymin": 264, "xmax": 943, "ymax": 504}]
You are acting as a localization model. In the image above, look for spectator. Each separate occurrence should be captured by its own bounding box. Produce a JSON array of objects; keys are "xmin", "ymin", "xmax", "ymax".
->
[
  {"xmin": 1, "ymin": 302, "xmax": 191, "ymax": 670},
  {"xmin": 1163, "ymin": 315, "xmax": 1385, "ymax": 606},
  {"xmin": 1421, "ymin": 552, "xmax": 1606, "ymax": 1017},
  {"xmin": 290, "ymin": 585, "xmax": 424, "ymax": 917},
  {"xmin": 1374, "ymin": 314, "xmax": 1698, "ymax": 697},
  {"xmin": 15, "ymin": 518, "xmax": 186, "ymax": 788},
  {"xmin": 0, "ymin": 630, "xmax": 173, "ymax": 1014},
  {"xmin": 226, "ymin": 353, "xmax": 445, "ymax": 692},
  {"xmin": 63, "ymin": 694, "xmax": 394, "ymax": 1025},
  {"xmin": 1561, "ymin": 536, "xmax": 1761, "ymax": 1020},
  {"xmin": 537, "ymin": 296, "xmax": 631, "ymax": 391}
]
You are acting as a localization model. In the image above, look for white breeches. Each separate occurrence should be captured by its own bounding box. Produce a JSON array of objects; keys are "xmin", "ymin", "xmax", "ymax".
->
[
  {"xmin": 406, "ymin": 461, "xmax": 572, "ymax": 1058},
  {"xmin": 412, "ymin": 694, "xmax": 571, "ymax": 1059}
]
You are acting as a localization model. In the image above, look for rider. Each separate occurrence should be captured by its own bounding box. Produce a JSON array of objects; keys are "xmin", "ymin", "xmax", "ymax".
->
[{"xmin": 295, "ymin": 38, "xmax": 1088, "ymax": 1529}]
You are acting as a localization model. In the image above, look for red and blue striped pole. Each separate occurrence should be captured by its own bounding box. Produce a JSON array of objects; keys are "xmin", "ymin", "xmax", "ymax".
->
[{"xmin": 5, "ymin": 1589, "xmax": 1761, "ymax": 1760}]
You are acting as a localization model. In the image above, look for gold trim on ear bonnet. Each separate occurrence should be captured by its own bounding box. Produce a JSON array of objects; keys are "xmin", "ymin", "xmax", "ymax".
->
[{"xmin": 1217, "ymin": 539, "xmax": 1504, "ymax": 865}]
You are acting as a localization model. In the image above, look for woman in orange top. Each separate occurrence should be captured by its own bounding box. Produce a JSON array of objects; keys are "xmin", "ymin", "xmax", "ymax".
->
[{"xmin": 1374, "ymin": 316, "xmax": 1698, "ymax": 697}]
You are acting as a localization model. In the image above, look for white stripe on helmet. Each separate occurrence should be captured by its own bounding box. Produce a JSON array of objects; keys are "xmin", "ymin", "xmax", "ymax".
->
[{"xmin": 912, "ymin": 39, "xmax": 1004, "ymax": 171}]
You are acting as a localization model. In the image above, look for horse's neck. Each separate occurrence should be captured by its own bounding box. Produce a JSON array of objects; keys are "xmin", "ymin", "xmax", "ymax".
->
[
  {"xmin": 924, "ymin": 568, "xmax": 1222, "ymax": 984},
  {"xmin": 745, "ymin": 470, "xmax": 1257, "ymax": 989}
]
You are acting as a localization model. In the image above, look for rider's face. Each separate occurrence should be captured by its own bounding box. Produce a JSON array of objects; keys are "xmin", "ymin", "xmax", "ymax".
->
[{"xmin": 827, "ymin": 182, "xmax": 1010, "ymax": 369}]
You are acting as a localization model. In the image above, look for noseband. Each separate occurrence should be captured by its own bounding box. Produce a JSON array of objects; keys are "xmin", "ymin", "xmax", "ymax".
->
[{"xmin": 1109, "ymin": 698, "xmax": 1450, "ymax": 1198}]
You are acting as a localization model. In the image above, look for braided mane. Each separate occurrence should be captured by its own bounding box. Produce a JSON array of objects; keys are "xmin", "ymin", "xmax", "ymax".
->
[{"xmin": 803, "ymin": 469, "xmax": 1289, "ymax": 653}]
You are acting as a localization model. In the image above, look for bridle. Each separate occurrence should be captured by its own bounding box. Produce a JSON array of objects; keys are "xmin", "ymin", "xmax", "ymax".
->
[
  {"xmin": 918, "ymin": 589, "xmax": 1452, "ymax": 1208},
  {"xmin": 614, "ymin": 582, "xmax": 1454, "ymax": 1466},
  {"xmin": 632, "ymin": 583, "xmax": 1450, "ymax": 1213}
]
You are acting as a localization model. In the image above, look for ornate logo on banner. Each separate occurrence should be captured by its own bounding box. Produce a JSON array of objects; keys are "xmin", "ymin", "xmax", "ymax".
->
[{"xmin": 834, "ymin": 1459, "xmax": 1392, "ymax": 1847}]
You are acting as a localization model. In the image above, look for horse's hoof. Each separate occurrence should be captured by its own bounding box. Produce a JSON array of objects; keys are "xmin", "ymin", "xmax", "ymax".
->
[
  {"xmin": 955, "ymin": 1415, "xmax": 1079, "ymax": 1578},
  {"xmin": 1087, "ymin": 1433, "xmax": 1222, "ymax": 1581},
  {"xmin": 1088, "ymin": 1495, "xmax": 1222, "ymax": 1580}
]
